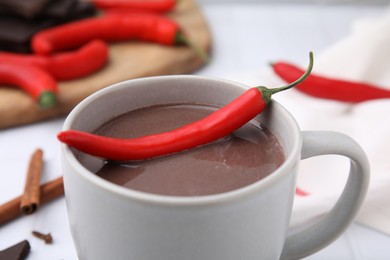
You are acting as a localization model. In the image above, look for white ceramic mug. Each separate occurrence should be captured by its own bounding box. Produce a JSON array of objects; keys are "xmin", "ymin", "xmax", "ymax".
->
[{"xmin": 60, "ymin": 75, "xmax": 370, "ymax": 260}]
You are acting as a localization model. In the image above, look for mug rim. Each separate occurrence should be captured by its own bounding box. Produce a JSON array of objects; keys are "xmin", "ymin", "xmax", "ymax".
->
[{"xmin": 61, "ymin": 75, "xmax": 302, "ymax": 206}]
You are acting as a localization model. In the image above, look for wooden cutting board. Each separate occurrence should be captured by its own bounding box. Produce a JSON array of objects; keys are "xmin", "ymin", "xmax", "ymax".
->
[{"xmin": 0, "ymin": 0, "xmax": 211, "ymax": 129}]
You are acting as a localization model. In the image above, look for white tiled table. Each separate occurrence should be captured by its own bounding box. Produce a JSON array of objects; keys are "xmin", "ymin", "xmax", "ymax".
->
[{"xmin": 1, "ymin": 2, "xmax": 389, "ymax": 259}]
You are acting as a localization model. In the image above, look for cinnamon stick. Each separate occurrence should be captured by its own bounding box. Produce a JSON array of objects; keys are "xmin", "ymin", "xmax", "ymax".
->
[
  {"xmin": 0, "ymin": 177, "xmax": 64, "ymax": 226},
  {"xmin": 20, "ymin": 148, "xmax": 44, "ymax": 215}
]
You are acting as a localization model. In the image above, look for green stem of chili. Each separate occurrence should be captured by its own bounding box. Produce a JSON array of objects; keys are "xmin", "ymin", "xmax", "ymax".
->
[
  {"xmin": 175, "ymin": 31, "xmax": 210, "ymax": 64},
  {"xmin": 38, "ymin": 91, "xmax": 57, "ymax": 109},
  {"xmin": 258, "ymin": 51, "xmax": 314, "ymax": 104}
]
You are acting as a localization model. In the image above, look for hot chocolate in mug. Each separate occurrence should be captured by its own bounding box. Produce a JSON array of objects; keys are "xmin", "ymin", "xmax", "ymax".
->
[{"xmin": 60, "ymin": 75, "xmax": 369, "ymax": 260}]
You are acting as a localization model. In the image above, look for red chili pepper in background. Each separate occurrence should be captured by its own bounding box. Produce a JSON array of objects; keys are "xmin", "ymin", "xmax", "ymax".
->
[
  {"xmin": 92, "ymin": 0, "xmax": 176, "ymax": 13},
  {"xmin": 32, "ymin": 13, "xmax": 208, "ymax": 62},
  {"xmin": 32, "ymin": 14, "xmax": 179, "ymax": 54},
  {"xmin": 0, "ymin": 40, "xmax": 108, "ymax": 81},
  {"xmin": 57, "ymin": 53, "xmax": 313, "ymax": 161},
  {"xmin": 272, "ymin": 61, "xmax": 390, "ymax": 103},
  {"xmin": 295, "ymin": 187, "xmax": 310, "ymax": 197},
  {"xmin": 0, "ymin": 62, "xmax": 57, "ymax": 108}
]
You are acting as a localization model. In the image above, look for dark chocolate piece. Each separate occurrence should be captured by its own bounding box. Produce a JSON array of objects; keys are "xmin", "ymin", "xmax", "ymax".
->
[
  {"xmin": 0, "ymin": 15, "xmax": 54, "ymax": 53},
  {"xmin": 0, "ymin": 1, "xmax": 96, "ymax": 53},
  {"xmin": 0, "ymin": 240, "xmax": 30, "ymax": 260},
  {"xmin": 68, "ymin": 1, "xmax": 97, "ymax": 19},
  {"xmin": 40, "ymin": 0, "xmax": 77, "ymax": 19},
  {"xmin": 0, "ymin": 0, "xmax": 50, "ymax": 19}
]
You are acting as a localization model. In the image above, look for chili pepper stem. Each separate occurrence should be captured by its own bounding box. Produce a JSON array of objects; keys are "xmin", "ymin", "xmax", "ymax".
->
[
  {"xmin": 38, "ymin": 91, "xmax": 56, "ymax": 109},
  {"xmin": 258, "ymin": 51, "xmax": 314, "ymax": 104},
  {"xmin": 175, "ymin": 31, "xmax": 209, "ymax": 64}
]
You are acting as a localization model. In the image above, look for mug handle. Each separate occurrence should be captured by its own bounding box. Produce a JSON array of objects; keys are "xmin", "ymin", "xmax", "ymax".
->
[{"xmin": 280, "ymin": 131, "xmax": 370, "ymax": 260}]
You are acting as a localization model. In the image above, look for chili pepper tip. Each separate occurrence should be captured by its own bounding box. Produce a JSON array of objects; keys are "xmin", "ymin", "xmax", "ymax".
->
[
  {"xmin": 32, "ymin": 37, "xmax": 53, "ymax": 55},
  {"xmin": 38, "ymin": 91, "xmax": 56, "ymax": 109},
  {"xmin": 57, "ymin": 131, "xmax": 74, "ymax": 143},
  {"xmin": 57, "ymin": 131, "xmax": 66, "ymax": 142}
]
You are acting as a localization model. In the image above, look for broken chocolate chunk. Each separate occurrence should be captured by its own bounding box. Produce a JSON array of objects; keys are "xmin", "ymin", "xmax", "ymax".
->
[
  {"xmin": 0, "ymin": 240, "xmax": 30, "ymax": 260},
  {"xmin": 0, "ymin": 1, "xmax": 96, "ymax": 53},
  {"xmin": 0, "ymin": 0, "xmax": 50, "ymax": 20},
  {"xmin": 41, "ymin": 0, "xmax": 77, "ymax": 19}
]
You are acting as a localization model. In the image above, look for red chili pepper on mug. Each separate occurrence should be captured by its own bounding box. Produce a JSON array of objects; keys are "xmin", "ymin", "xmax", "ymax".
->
[
  {"xmin": 272, "ymin": 60, "xmax": 390, "ymax": 103},
  {"xmin": 57, "ymin": 52, "xmax": 313, "ymax": 161},
  {"xmin": 0, "ymin": 61, "xmax": 57, "ymax": 108},
  {"xmin": 0, "ymin": 40, "xmax": 108, "ymax": 81},
  {"xmin": 31, "ymin": 13, "xmax": 208, "ymax": 62},
  {"xmin": 92, "ymin": 0, "xmax": 176, "ymax": 13}
]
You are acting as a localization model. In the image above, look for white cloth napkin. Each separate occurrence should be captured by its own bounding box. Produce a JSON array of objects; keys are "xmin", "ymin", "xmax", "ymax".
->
[{"xmin": 230, "ymin": 8, "xmax": 390, "ymax": 235}]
